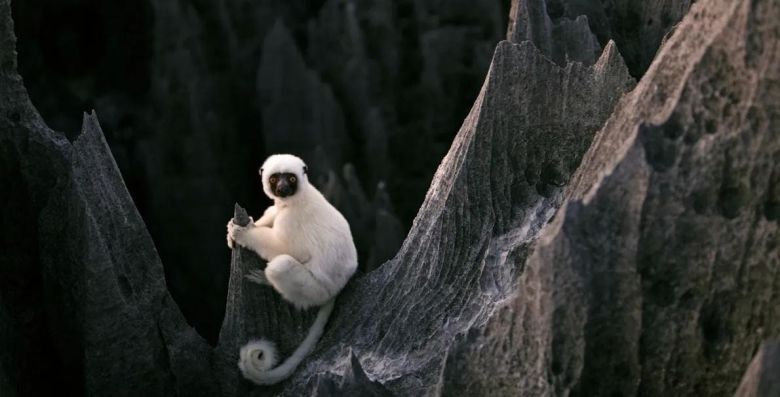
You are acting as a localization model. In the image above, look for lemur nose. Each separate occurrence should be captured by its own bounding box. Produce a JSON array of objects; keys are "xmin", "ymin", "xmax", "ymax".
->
[{"xmin": 277, "ymin": 184, "xmax": 292, "ymax": 197}]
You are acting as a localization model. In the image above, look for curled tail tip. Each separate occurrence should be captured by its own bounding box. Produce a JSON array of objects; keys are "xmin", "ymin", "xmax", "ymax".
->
[
  {"xmin": 238, "ymin": 302, "xmax": 335, "ymax": 386},
  {"xmin": 239, "ymin": 339, "xmax": 278, "ymax": 373}
]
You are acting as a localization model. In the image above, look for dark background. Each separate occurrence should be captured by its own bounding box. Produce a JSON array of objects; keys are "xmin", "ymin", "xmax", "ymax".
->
[{"xmin": 9, "ymin": 0, "xmax": 673, "ymax": 344}]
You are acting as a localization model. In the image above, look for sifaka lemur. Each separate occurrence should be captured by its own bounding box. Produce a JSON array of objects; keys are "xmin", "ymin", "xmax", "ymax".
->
[{"xmin": 226, "ymin": 154, "xmax": 357, "ymax": 385}]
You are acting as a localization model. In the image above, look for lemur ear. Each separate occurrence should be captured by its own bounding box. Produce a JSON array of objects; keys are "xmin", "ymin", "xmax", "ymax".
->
[
  {"xmin": 259, "ymin": 167, "xmax": 264, "ymax": 176},
  {"xmin": 303, "ymin": 166, "xmax": 308, "ymax": 175}
]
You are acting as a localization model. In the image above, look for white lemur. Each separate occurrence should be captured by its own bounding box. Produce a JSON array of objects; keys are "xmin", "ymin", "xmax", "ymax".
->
[{"xmin": 226, "ymin": 154, "xmax": 357, "ymax": 385}]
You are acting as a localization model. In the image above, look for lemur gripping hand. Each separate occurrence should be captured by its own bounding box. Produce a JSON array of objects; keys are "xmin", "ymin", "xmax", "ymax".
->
[{"xmin": 226, "ymin": 216, "xmax": 254, "ymax": 249}]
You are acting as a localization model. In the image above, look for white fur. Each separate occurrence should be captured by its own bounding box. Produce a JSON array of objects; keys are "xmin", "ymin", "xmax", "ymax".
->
[
  {"xmin": 239, "ymin": 339, "xmax": 278, "ymax": 372},
  {"xmin": 227, "ymin": 154, "xmax": 357, "ymax": 385}
]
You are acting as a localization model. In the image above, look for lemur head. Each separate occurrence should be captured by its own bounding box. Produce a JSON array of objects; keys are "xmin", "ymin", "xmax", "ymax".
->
[{"xmin": 259, "ymin": 154, "xmax": 309, "ymax": 201}]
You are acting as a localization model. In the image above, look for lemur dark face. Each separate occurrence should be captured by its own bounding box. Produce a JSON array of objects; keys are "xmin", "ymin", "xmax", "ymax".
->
[
  {"xmin": 259, "ymin": 155, "xmax": 308, "ymax": 200},
  {"xmin": 267, "ymin": 172, "xmax": 299, "ymax": 198}
]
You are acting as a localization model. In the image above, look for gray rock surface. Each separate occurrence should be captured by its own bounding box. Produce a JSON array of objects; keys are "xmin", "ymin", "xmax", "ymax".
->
[
  {"xmin": 279, "ymin": 34, "xmax": 636, "ymax": 396},
  {"xmin": 2, "ymin": 0, "xmax": 779, "ymax": 396},
  {"xmin": 735, "ymin": 341, "xmax": 780, "ymax": 397},
  {"xmin": 446, "ymin": 0, "xmax": 780, "ymax": 395}
]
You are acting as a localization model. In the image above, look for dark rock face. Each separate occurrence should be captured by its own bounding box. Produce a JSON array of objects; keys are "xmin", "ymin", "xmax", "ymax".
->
[
  {"xmin": 509, "ymin": 0, "xmax": 693, "ymax": 76},
  {"xmin": 1, "ymin": 2, "xmax": 215, "ymax": 395},
  {"xmin": 508, "ymin": 0, "xmax": 601, "ymax": 65},
  {"xmin": 597, "ymin": 0, "xmax": 693, "ymax": 78},
  {"xmin": 318, "ymin": 165, "xmax": 406, "ymax": 272},
  {"xmin": 3, "ymin": 0, "xmax": 780, "ymax": 396}
]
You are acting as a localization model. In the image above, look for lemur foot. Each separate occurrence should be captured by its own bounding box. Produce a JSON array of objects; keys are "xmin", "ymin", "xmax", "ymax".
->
[{"xmin": 246, "ymin": 269, "xmax": 270, "ymax": 286}]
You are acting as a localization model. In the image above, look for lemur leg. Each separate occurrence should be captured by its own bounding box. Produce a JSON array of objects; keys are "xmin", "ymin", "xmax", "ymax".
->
[
  {"xmin": 245, "ymin": 269, "xmax": 270, "ymax": 285},
  {"xmin": 265, "ymin": 255, "xmax": 332, "ymax": 308}
]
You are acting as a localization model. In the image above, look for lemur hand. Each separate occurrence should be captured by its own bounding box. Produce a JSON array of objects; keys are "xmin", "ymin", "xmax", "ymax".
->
[{"xmin": 227, "ymin": 216, "xmax": 255, "ymax": 249}]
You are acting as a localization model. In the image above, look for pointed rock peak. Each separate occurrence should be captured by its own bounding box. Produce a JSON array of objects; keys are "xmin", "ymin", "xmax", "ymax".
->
[
  {"xmin": 492, "ymin": 39, "xmax": 551, "ymax": 70},
  {"xmin": 507, "ymin": 0, "xmax": 553, "ymax": 55},
  {"xmin": 233, "ymin": 203, "xmax": 250, "ymax": 226},
  {"xmin": 573, "ymin": 14, "xmax": 590, "ymax": 24},
  {"xmin": 342, "ymin": 350, "xmax": 392, "ymax": 396},
  {"xmin": 267, "ymin": 18, "xmax": 294, "ymax": 47},
  {"xmin": 373, "ymin": 181, "xmax": 394, "ymax": 211},
  {"xmin": 80, "ymin": 109, "xmax": 100, "ymax": 131},
  {"xmin": 259, "ymin": 18, "xmax": 304, "ymax": 69},
  {"xmin": 597, "ymin": 40, "xmax": 619, "ymax": 64},
  {"xmin": 73, "ymin": 110, "xmax": 105, "ymax": 144},
  {"xmin": 309, "ymin": 350, "xmax": 392, "ymax": 396},
  {"xmin": 346, "ymin": 350, "xmax": 370, "ymax": 383},
  {"xmin": 257, "ymin": 17, "xmax": 310, "ymax": 100},
  {"xmin": 593, "ymin": 40, "xmax": 632, "ymax": 82}
]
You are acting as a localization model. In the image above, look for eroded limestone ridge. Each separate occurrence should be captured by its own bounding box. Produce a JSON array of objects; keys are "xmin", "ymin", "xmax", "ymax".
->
[{"xmin": 0, "ymin": 0, "xmax": 777, "ymax": 396}]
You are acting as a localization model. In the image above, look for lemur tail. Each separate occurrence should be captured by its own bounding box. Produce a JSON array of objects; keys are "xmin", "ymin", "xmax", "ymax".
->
[{"xmin": 238, "ymin": 298, "xmax": 335, "ymax": 385}]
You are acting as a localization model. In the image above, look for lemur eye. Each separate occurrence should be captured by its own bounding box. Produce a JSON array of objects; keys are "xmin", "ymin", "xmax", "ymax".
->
[
  {"xmin": 289, "ymin": 176, "xmax": 297, "ymax": 183},
  {"xmin": 269, "ymin": 176, "xmax": 278, "ymax": 184}
]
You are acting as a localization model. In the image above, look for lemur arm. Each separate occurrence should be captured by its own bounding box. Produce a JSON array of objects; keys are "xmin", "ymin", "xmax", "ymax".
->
[
  {"xmin": 228, "ymin": 222, "xmax": 287, "ymax": 261},
  {"xmin": 255, "ymin": 206, "xmax": 278, "ymax": 227}
]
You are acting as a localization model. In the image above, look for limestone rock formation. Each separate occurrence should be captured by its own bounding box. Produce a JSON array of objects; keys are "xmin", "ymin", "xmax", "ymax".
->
[
  {"xmin": 0, "ymin": 3, "xmax": 216, "ymax": 393},
  {"xmin": 508, "ymin": 0, "xmax": 601, "ymax": 65},
  {"xmin": 281, "ymin": 31, "xmax": 636, "ymax": 397},
  {"xmin": 509, "ymin": 0, "xmax": 693, "ymax": 76},
  {"xmin": 444, "ymin": 0, "xmax": 780, "ymax": 395},
  {"xmin": 2, "ymin": 0, "xmax": 779, "ymax": 396}
]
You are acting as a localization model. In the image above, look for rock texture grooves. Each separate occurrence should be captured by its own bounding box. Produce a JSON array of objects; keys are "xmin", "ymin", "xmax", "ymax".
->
[
  {"xmin": 277, "ymin": 37, "xmax": 634, "ymax": 395},
  {"xmin": 445, "ymin": 0, "xmax": 780, "ymax": 395},
  {"xmin": 2, "ymin": 0, "xmax": 779, "ymax": 396}
]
